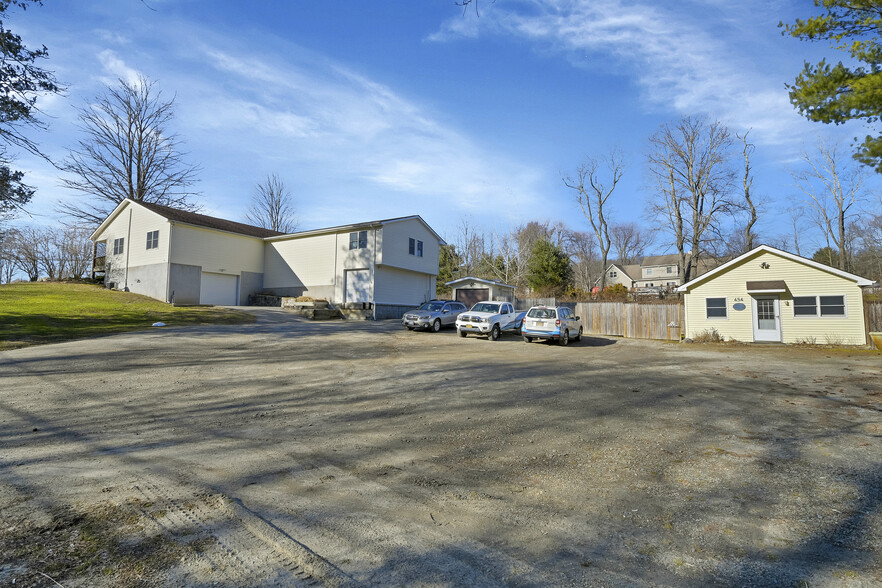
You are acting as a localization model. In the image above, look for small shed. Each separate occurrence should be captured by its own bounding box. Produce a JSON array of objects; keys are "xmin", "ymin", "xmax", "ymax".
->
[
  {"xmin": 676, "ymin": 245, "xmax": 876, "ymax": 345},
  {"xmin": 446, "ymin": 277, "xmax": 516, "ymax": 308}
]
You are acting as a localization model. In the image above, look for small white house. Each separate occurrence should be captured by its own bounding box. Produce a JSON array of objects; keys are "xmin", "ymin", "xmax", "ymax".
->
[
  {"xmin": 676, "ymin": 245, "xmax": 876, "ymax": 345},
  {"xmin": 89, "ymin": 199, "xmax": 444, "ymax": 318},
  {"xmin": 446, "ymin": 277, "xmax": 516, "ymax": 307}
]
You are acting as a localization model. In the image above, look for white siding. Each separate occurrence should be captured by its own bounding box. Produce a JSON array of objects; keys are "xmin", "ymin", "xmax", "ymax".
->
[
  {"xmin": 374, "ymin": 266, "xmax": 434, "ymax": 306},
  {"xmin": 378, "ymin": 219, "xmax": 440, "ymax": 274},
  {"xmin": 264, "ymin": 233, "xmax": 337, "ymax": 290},
  {"xmin": 169, "ymin": 224, "xmax": 264, "ymax": 274}
]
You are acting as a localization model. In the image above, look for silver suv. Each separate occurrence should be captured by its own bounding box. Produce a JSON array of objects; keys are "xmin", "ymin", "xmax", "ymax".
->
[
  {"xmin": 521, "ymin": 305, "xmax": 583, "ymax": 346},
  {"xmin": 402, "ymin": 300, "xmax": 467, "ymax": 332}
]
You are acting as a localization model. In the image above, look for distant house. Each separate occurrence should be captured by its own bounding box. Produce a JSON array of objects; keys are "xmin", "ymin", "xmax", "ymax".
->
[
  {"xmin": 676, "ymin": 245, "xmax": 876, "ymax": 345},
  {"xmin": 446, "ymin": 277, "xmax": 516, "ymax": 307},
  {"xmin": 89, "ymin": 199, "xmax": 444, "ymax": 319},
  {"xmin": 598, "ymin": 254, "xmax": 717, "ymax": 291}
]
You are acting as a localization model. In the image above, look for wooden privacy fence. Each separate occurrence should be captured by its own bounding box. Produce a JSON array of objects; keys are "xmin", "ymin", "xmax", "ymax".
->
[
  {"xmin": 866, "ymin": 301, "xmax": 882, "ymax": 333},
  {"xmin": 574, "ymin": 302, "xmax": 684, "ymax": 341}
]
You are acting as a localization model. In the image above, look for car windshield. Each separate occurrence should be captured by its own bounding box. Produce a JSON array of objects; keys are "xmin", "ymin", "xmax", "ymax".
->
[
  {"xmin": 527, "ymin": 308, "xmax": 557, "ymax": 319},
  {"xmin": 471, "ymin": 303, "xmax": 500, "ymax": 313},
  {"xmin": 419, "ymin": 302, "xmax": 445, "ymax": 312}
]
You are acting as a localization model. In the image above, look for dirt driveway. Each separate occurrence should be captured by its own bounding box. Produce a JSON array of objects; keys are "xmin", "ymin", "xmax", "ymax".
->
[{"xmin": 1, "ymin": 308, "xmax": 881, "ymax": 587}]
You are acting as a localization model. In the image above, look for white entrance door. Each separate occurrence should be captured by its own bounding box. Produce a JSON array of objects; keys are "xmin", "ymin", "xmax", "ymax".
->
[
  {"xmin": 200, "ymin": 272, "xmax": 238, "ymax": 306},
  {"xmin": 752, "ymin": 296, "xmax": 781, "ymax": 342},
  {"xmin": 344, "ymin": 269, "xmax": 370, "ymax": 303}
]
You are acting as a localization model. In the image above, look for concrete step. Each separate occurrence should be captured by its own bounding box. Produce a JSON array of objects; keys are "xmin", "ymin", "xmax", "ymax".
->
[{"xmin": 338, "ymin": 309, "xmax": 373, "ymax": 321}]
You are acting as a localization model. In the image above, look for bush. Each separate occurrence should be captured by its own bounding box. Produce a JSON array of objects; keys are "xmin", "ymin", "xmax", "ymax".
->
[
  {"xmin": 598, "ymin": 283, "xmax": 628, "ymax": 301},
  {"xmin": 692, "ymin": 328, "xmax": 724, "ymax": 343}
]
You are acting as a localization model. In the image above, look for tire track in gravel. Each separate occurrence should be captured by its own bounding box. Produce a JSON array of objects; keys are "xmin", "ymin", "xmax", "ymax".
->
[{"xmin": 132, "ymin": 478, "xmax": 349, "ymax": 587}]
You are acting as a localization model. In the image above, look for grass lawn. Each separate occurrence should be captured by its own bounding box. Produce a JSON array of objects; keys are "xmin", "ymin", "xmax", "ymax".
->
[{"xmin": 0, "ymin": 282, "xmax": 256, "ymax": 350}]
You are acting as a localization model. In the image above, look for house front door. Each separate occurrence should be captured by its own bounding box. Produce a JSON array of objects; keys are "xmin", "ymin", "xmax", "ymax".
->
[{"xmin": 752, "ymin": 296, "xmax": 781, "ymax": 342}]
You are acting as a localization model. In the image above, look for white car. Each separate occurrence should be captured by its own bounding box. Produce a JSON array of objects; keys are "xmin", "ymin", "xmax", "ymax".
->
[
  {"xmin": 455, "ymin": 301, "xmax": 523, "ymax": 341},
  {"xmin": 521, "ymin": 305, "xmax": 583, "ymax": 346}
]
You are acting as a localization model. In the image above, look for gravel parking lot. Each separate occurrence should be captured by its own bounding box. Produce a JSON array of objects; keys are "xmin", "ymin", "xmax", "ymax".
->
[{"xmin": 1, "ymin": 307, "xmax": 881, "ymax": 587}]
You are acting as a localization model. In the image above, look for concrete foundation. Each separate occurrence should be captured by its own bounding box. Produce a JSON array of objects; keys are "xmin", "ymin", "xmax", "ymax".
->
[{"xmin": 169, "ymin": 263, "xmax": 201, "ymax": 305}]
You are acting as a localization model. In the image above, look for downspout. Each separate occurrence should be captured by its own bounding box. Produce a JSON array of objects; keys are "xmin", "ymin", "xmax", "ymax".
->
[
  {"xmin": 124, "ymin": 207, "xmax": 133, "ymax": 291},
  {"xmin": 166, "ymin": 221, "xmax": 174, "ymax": 304},
  {"xmin": 371, "ymin": 227, "xmax": 378, "ymax": 320}
]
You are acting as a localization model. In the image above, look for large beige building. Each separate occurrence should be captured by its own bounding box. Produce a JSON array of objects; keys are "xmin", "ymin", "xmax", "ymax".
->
[
  {"xmin": 676, "ymin": 245, "xmax": 876, "ymax": 345},
  {"xmin": 89, "ymin": 199, "xmax": 443, "ymax": 319}
]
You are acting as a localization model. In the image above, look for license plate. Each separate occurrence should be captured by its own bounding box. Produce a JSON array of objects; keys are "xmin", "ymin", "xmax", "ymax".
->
[
  {"xmin": 465, "ymin": 324, "xmax": 473, "ymax": 328},
  {"xmin": 535, "ymin": 321, "xmax": 544, "ymax": 326}
]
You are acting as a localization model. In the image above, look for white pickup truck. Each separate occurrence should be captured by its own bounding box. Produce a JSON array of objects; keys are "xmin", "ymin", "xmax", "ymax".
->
[{"xmin": 455, "ymin": 301, "xmax": 525, "ymax": 341}]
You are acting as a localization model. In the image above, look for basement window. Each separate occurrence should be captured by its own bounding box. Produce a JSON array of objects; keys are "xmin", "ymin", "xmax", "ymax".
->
[
  {"xmin": 146, "ymin": 230, "xmax": 159, "ymax": 250},
  {"xmin": 113, "ymin": 237, "xmax": 125, "ymax": 255}
]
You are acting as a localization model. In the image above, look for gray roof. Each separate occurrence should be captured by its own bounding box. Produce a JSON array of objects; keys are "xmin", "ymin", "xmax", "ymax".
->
[{"xmin": 138, "ymin": 201, "xmax": 284, "ymax": 238}]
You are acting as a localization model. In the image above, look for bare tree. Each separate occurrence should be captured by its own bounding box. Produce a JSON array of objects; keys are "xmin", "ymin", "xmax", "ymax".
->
[
  {"xmin": 737, "ymin": 129, "xmax": 758, "ymax": 252},
  {"xmin": 610, "ymin": 222, "xmax": 648, "ymax": 265},
  {"xmin": 791, "ymin": 138, "xmax": 867, "ymax": 271},
  {"xmin": 454, "ymin": 217, "xmax": 487, "ymax": 277},
  {"xmin": 646, "ymin": 117, "xmax": 735, "ymax": 282},
  {"xmin": 561, "ymin": 229, "xmax": 599, "ymax": 293},
  {"xmin": 8, "ymin": 226, "xmax": 39, "ymax": 280},
  {"xmin": 564, "ymin": 148, "xmax": 625, "ymax": 290},
  {"xmin": 245, "ymin": 173, "xmax": 298, "ymax": 233},
  {"xmin": 60, "ymin": 74, "xmax": 200, "ymax": 226}
]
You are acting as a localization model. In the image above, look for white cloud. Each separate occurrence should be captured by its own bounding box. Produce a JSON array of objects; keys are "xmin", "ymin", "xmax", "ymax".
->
[
  {"xmin": 429, "ymin": 0, "xmax": 812, "ymax": 145},
  {"xmin": 187, "ymin": 42, "xmax": 545, "ymax": 221},
  {"xmin": 97, "ymin": 49, "xmax": 140, "ymax": 85}
]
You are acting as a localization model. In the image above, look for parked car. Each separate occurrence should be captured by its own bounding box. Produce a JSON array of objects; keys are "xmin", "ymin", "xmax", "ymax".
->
[
  {"xmin": 521, "ymin": 305, "xmax": 583, "ymax": 346},
  {"xmin": 402, "ymin": 300, "xmax": 467, "ymax": 332},
  {"xmin": 455, "ymin": 301, "xmax": 524, "ymax": 341}
]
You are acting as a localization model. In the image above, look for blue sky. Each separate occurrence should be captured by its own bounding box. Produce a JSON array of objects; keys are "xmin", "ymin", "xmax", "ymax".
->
[{"xmin": 10, "ymin": 0, "xmax": 879, "ymax": 254}]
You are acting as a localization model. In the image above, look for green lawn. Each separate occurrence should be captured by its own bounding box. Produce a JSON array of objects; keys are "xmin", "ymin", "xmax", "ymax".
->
[{"xmin": 0, "ymin": 282, "xmax": 256, "ymax": 350}]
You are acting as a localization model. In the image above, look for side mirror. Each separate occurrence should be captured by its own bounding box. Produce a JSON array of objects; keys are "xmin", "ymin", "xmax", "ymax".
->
[
  {"xmin": 574, "ymin": 316, "xmax": 581, "ymax": 321},
  {"xmin": 442, "ymin": 309, "xmax": 450, "ymax": 313}
]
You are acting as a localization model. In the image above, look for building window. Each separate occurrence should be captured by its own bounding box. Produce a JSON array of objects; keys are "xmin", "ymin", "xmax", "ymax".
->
[
  {"xmin": 794, "ymin": 295, "xmax": 846, "ymax": 317},
  {"xmin": 409, "ymin": 238, "xmax": 422, "ymax": 256},
  {"xmin": 667, "ymin": 266, "xmax": 673, "ymax": 274},
  {"xmin": 646, "ymin": 268, "xmax": 653, "ymax": 275},
  {"xmin": 609, "ymin": 271, "xmax": 617, "ymax": 278},
  {"xmin": 706, "ymin": 297, "xmax": 727, "ymax": 318},
  {"xmin": 113, "ymin": 237, "xmax": 125, "ymax": 255},
  {"xmin": 820, "ymin": 295, "xmax": 845, "ymax": 316},
  {"xmin": 146, "ymin": 230, "xmax": 159, "ymax": 250},
  {"xmin": 417, "ymin": 240, "xmax": 423, "ymax": 257},
  {"xmin": 349, "ymin": 230, "xmax": 367, "ymax": 250}
]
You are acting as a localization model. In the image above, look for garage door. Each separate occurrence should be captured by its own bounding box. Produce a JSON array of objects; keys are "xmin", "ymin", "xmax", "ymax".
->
[
  {"xmin": 344, "ymin": 269, "xmax": 370, "ymax": 303},
  {"xmin": 200, "ymin": 272, "xmax": 238, "ymax": 306},
  {"xmin": 456, "ymin": 288, "xmax": 489, "ymax": 308}
]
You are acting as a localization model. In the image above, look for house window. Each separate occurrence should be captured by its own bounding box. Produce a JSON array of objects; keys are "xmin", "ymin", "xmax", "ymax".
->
[
  {"xmin": 408, "ymin": 238, "xmax": 414, "ymax": 255},
  {"xmin": 706, "ymin": 297, "xmax": 727, "ymax": 319},
  {"xmin": 793, "ymin": 296, "xmax": 817, "ymax": 316},
  {"xmin": 820, "ymin": 295, "xmax": 845, "ymax": 316},
  {"xmin": 609, "ymin": 271, "xmax": 617, "ymax": 278},
  {"xmin": 146, "ymin": 230, "xmax": 159, "ymax": 250},
  {"xmin": 646, "ymin": 268, "xmax": 653, "ymax": 275},
  {"xmin": 417, "ymin": 240, "xmax": 423, "ymax": 257},
  {"xmin": 667, "ymin": 266, "xmax": 673, "ymax": 274},
  {"xmin": 409, "ymin": 238, "xmax": 422, "ymax": 256},
  {"xmin": 794, "ymin": 295, "xmax": 846, "ymax": 317},
  {"xmin": 349, "ymin": 230, "xmax": 367, "ymax": 250},
  {"xmin": 113, "ymin": 237, "xmax": 125, "ymax": 255}
]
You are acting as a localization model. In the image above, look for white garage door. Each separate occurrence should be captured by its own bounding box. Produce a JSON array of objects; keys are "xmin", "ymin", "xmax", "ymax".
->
[
  {"xmin": 200, "ymin": 272, "xmax": 238, "ymax": 306},
  {"xmin": 344, "ymin": 269, "xmax": 370, "ymax": 303}
]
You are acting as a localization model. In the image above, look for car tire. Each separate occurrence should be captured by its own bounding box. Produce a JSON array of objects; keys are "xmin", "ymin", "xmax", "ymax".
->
[
  {"xmin": 523, "ymin": 335, "xmax": 532, "ymax": 343},
  {"xmin": 576, "ymin": 327, "xmax": 583, "ymax": 342},
  {"xmin": 458, "ymin": 329, "xmax": 467, "ymax": 338},
  {"xmin": 432, "ymin": 319, "xmax": 441, "ymax": 333},
  {"xmin": 489, "ymin": 324, "xmax": 500, "ymax": 341},
  {"xmin": 406, "ymin": 326, "xmax": 414, "ymax": 330},
  {"xmin": 559, "ymin": 329, "xmax": 569, "ymax": 346}
]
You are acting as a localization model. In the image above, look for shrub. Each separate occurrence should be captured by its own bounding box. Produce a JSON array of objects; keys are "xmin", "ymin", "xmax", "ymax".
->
[
  {"xmin": 692, "ymin": 328, "xmax": 724, "ymax": 343},
  {"xmin": 294, "ymin": 296, "xmax": 315, "ymax": 302}
]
